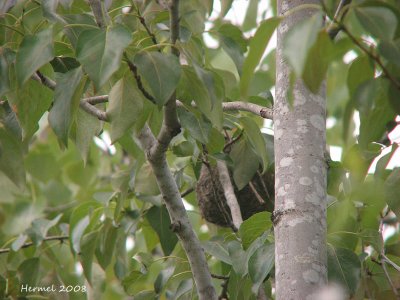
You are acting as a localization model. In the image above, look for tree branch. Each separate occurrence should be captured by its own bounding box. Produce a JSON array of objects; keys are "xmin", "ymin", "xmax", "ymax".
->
[
  {"xmin": 31, "ymin": 71, "xmax": 109, "ymax": 121},
  {"xmin": 326, "ymin": 0, "xmax": 352, "ymax": 40},
  {"xmin": 0, "ymin": 235, "xmax": 69, "ymax": 254},
  {"xmin": 152, "ymin": 0, "xmax": 182, "ymax": 158},
  {"xmin": 216, "ymin": 160, "xmax": 243, "ymax": 230},
  {"xmin": 221, "ymin": 101, "xmax": 273, "ymax": 119},
  {"xmin": 137, "ymin": 125, "xmax": 217, "ymax": 300},
  {"xmin": 339, "ymin": 25, "xmax": 400, "ymax": 90},
  {"xmin": 125, "ymin": 55, "xmax": 157, "ymax": 104},
  {"xmin": 33, "ymin": 71, "xmax": 56, "ymax": 90},
  {"xmin": 80, "ymin": 99, "xmax": 108, "ymax": 121}
]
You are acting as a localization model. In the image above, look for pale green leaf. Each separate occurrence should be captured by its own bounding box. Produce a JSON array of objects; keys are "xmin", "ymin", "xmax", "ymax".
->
[
  {"xmin": 145, "ymin": 205, "xmax": 178, "ymax": 256},
  {"xmin": 328, "ymin": 245, "xmax": 361, "ymax": 295},
  {"xmin": 354, "ymin": 6, "xmax": 397, "ymax": 40},
  {"xmin": 240, "ymin": 116, "xmax": 268, "ymax": 172},
  {"xmin": 106, "ymin": 73, "xmax": 145, "ymax": 142},
  {"xmin": 16, "ymin": 28, "xmax": 54, "ymax": 86},
  {"xmin": 48, "ymin": 67, "xmax": 84, "ymax": 146},
  {"xmin": 239, "ymin": 211, "xmax": 272, "ymax": 250},
  {"xmin": 248, "ymin": 243, "xmax": 274, "ymax": 294},
  {"xmin": 134, "ymin": 52, "xmax": 181, "ymax": 105},
  {"xmin": 76, "ymin": 25, "xmax": 131, "ymax": 89},
  {"xmin": 240, "ymin": 17, "xmax": 280, "ymax": 97},
  {"xmin": 0, "ymin": 127, "xmax": 26, "ymax": 188},
  {"xmin": 283, "ymin": 12, "xmax": 323, "ymax": 76}
]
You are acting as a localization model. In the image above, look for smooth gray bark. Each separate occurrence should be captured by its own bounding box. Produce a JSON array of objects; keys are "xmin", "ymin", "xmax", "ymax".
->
[{"xmin": 274, "ymin": 1, "xmax": 328, "ymax": 299}]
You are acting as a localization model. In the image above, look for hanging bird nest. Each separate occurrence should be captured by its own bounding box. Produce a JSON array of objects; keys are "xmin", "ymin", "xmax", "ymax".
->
[{"xmin": 195, "ymin": 163, "xmax": 274, "ymax": 227}]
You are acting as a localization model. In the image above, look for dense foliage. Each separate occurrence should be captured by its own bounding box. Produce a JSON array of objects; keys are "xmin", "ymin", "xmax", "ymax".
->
[{"xmin": 0, "ymin": 0, "xmax": 399, "ymax": 299}]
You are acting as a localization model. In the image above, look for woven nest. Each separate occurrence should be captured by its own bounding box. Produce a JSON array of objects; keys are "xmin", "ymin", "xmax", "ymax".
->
[{"xmin": 195, "ymin": 164, "xmax": 274, "ymax": 227}]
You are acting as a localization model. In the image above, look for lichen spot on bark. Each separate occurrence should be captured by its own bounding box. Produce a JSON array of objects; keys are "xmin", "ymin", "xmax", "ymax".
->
[
  {"xmin": 299, "ymin": 177, "xmax": 313, "ymax": 186},
  {"xmin": 280, "ymin": 156, "xmax": 293, "ymax": 167},
  {"xmin": 310, "ymin": 115, "xmax": 325, "ymax": 131},
  {"xmin": 303, "ymin": 269, "xmax": 320, "ymax": 284}
]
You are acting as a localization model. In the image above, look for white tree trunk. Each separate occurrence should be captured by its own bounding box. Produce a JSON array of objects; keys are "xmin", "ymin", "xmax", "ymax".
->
[{"xmin": 274, "ymin": 1, "xmax": 328, "ymax": 299}]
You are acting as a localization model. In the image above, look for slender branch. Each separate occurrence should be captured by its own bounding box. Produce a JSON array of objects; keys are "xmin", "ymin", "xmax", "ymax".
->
[
  {"xmin": 326, "ymin": 0, "xmax": 352, "ymax": 40},
  {"xmin": 135, "ymin": 5, "xmax": 158, "ymax": 45},
  {"xmin": 211, "ymin": 273, "xmax": 229, "ymax": 280},
  {"xmin": 217, "ymin": 160, "xmax": 243, "ymax": 230},
  {"xmin": 381, "ymin": 254, "xmax": 400, "ymax": 272},
  {"xmin": 88, "ymin": 0, "xmax": 110, "ymax": 28},
  {"xmin": 0, "ymin": 235, "xmax": 69, "ymax": 254},
  {"xmin": 125, "ymin": 55, "xmax": 156, "ymax": 104},
  {"xmin": 223, "ymin": 130, "xmax": 243, "ymax": 153},
  {"xmin": 80, "ymin": 99, "xmax": 108, "ymax": 121},
  {"xmin": 33, "ymin": 71, "xmax": 56, "ymax": 90},
  {"xmin": 222, "ymin": 101, "xmax": 273, "ymax": 119},
  {"xmin": 181, "ymin": 187, "xmax": 194, "ymax": 198},
  {"xmin": 84, "ymin": 94, "xmax": 109, "ymax": 105},
  {"xmin": 379, "ymin": 216, "xmax": 400, "ymax": 298},
  {"xmin": 152, "ymin": 0, "xmax": 182, "ymax": 157},
  {"xmin": 137, "ymin": 125, "xmax": 217, "ymax": 300}
]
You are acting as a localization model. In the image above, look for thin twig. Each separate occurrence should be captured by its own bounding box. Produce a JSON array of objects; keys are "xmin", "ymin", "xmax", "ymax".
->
[
  {"xmin": 379, "ymin": 216, "xmax": 400, "ymax": 298},
  {"xmin": 211, "ymin": 273, "xmax": 229, "ymax": 280},
  {"xmin": 325, "ymin": 0, "xmax": 352, "ymax": 40},
  {"xmin": 84, "ymin": 95, "xmax": 109, "ymax": 105},
  {"xmin": 33, "ymin": 71, "xmax": 56, "ymax": 90},
  {"xmin": 124, "ymin": 55, "xmax": 156, "ymax": 104},
  {"xmin": 217, "ymin": 160, "xmax": 243, "ymax": 230},
  {"xmin": 134, "ymin": 4, "xmax": 158, "ymax": 45},
  {"xmin": 0, "ymin": 235, "xmax": 69, "ymax": 254},
  {"xmin": 323, "ymin": 1, "xmax": 400, "ymax": 90},
  {"xmin": 223, "ymin": 130, "xmax": 243, "ymax": 153},
  {"xmin": 181, "ymin": 187, "xmax": 194, "ymax": 198},
  {"xmin": 80, "ymin": 99, "xmax": 108, "ymax": 121}
]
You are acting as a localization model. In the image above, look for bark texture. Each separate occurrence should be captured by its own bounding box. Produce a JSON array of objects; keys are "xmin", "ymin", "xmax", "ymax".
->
[{"xmin": 274, "ymin": 1, "xmax": 328, "ymax": 299}]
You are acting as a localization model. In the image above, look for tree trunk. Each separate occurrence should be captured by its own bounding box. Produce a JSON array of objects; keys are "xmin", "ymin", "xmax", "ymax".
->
[{"xmin": 274, "ymin": 1, "xmax": 328, "ymax": 299}]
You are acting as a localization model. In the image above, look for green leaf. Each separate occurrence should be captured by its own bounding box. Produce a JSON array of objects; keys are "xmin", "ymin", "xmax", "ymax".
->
[
  {"xmin": 240, "ymin": 117, "xmax": 268, "ymax": 172},
  {"xmin": 283, "ymin": 12, "xmax": 323, "ymax": 76},
  {"xmin": 354, "ymin": 6, "xmax": 397, "ymax": 40},
  {"xmin": 248, "ymin": 242, "xmax": 274, "ymax": 294},
  {"xmin": 154, "ymin": 267, "xmax": 174, "ymax": 294},
  {"xmin": 202, "ymin": 240, "xmax": 232, "ymax": 264},
  {"xmin": 26, "ymin": 214, "xmax": 62, "ymax": 245},
  {"xmin": 302, "ymin": 31, "xmax": 335, "ymax": 93},
  {"xmin": 16, "ymin": 28, "xmax": 54, "ymax": 86},
  {"xmin": 327, "ymin": 246, "xmax": 361, "ymax": 295},
  {"xmin": 228, "ymin": 240, "xmax": 248, "ymax": 276},
  {"xmin": 134, "ymin": 52, "xmax": 181, "ymax": 105},
  {"xmin": 106, "ymin": 73, "xmax": 145, "ymax": 142},
  {"xmin": 177, "ymin": 107, "xmax": 211, "ymax": 144},
  {"xmin": 378, "ymin": 39, "xmax": 400, "ymax": 67},
  {"xmin": 242, "ymin": 0, "xmax": 259, "ymax": 32},
  {"xmin": 18, "ymin": 258, "xmax": 40, "ymax": 287},
  {"xmin": 218, "ymin": 24, "xmax": 247, "ymax": 74},
  {"xmin": 178, "ymin": 66, "xmax": 223, "ymax": 129},
  {"xmin": 50, "ymin": 56, "xmax": 80, "ymax": 73},
  {"xmin": 7, "ymin": 78, "xmax": 53, "ymax": 140},
  {"xmin": 80, "ymin": 230, "xmax": 99, "ymax": 284},
  {"xmin": 48, "ymin": 67, "xmax": 85, "ymax": 146},
  {"xmin": 0, "ymin": 48, "xmax": 14, "ymax": 97},
  {"xmin": 69, "ymin": 201, "xmax": 103, "ymax": 254},
  {"xmin": 230, "ymin": 138, "xmax": 260, "ymax": 190},
  {"xmin": 95, "ymin": 222, "xmax": 118, "ymax": 270},
  {"xmin": 145, "ymin": 205, "xmax": 178, "ymax": 256},
  {"xmin": 0, "ymin": 127, "xmax": 26, "ymax": 188},
  {"xmin": 76, "ymin": 25, "xmax": 131, "ymax": 89},
  {"xmin": 11, "ymin": 234, "xmax": 28, "ymax": 252},
  {"xmin": 385, "ymin": 168, "xmax": 400, "ymax": 217},
  {"xmin": 73, "ymin": 108, "xmax": 102, "ymax": 164},
  {"xmin": 240, "ymin": 17, "xmax": 280, "ymax": 97},
  {"xmin": 239, "ymin": 211, "xmax": 272, "ymax": 250}
]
